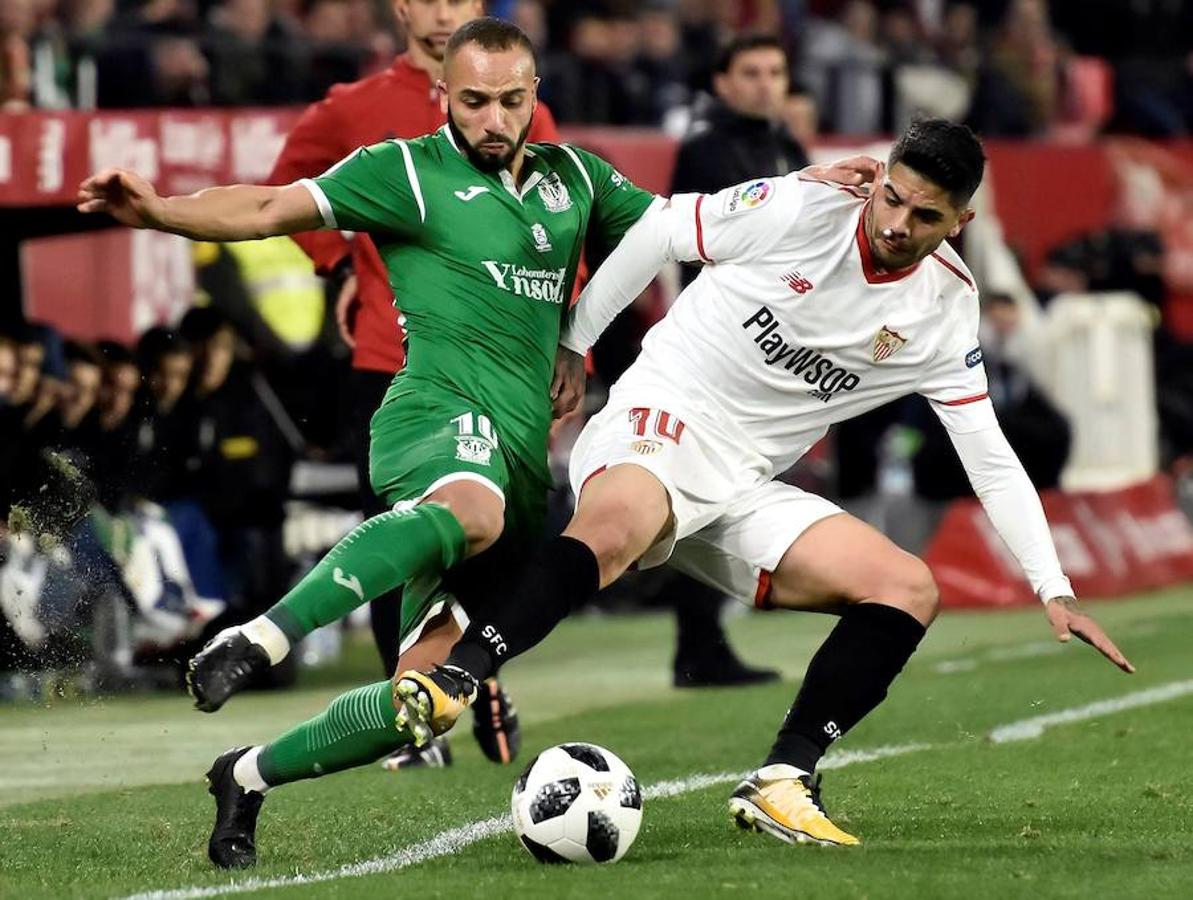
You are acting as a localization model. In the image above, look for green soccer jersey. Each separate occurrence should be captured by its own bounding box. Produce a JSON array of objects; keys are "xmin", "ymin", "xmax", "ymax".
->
[{"xmin": 304, "ymin": 125, "xmax": 655, "ymax": 481}]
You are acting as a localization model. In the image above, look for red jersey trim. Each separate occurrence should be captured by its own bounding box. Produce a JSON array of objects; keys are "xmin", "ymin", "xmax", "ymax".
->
[
  {"xmin": 695, "ymin": 194, "xmax": 711, "ymax": 263},
  {"xmin": 754, "ymin": 570, "xmax": 773, "ymax": 609},
  {"xmin": 933, "ymin": 392, "xmax": 989, "ymax": 407},
  {"xmin": 930, "ymin": 252, "xmax": 975, "ymax": 290},
  {"xmin": 855, "ymin": 201, "xmax": 921, "ymax": 284},
  {"xmin": 579, "ymin": 465, "xmax": 608, "ymax": 497}
]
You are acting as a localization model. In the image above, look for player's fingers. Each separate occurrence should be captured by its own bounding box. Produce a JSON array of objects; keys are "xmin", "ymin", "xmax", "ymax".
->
[
  {"xmin": 334, "ymin": 283, "xmax": 356, "ymax": 349},
  {"xmin": 1047, "ymin": 608, "xmax": 1072, "ymax": 643},
  {"xmin": 832, "ymin": 155, "xmax": 879, "ymax": 183},
  {"xmin": 1074, "ymin": 621, "xmax": 1136, "ymax": 673},
  {"xmin": 77, "ymin": 199, "xmax": 108, "ymax": 214}
]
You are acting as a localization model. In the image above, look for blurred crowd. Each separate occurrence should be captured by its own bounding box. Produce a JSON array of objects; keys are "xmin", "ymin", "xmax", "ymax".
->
[
  {"xmin": 0, "ymin": 264, "xmax": 352, "ymax": 696},
  {"xmin": 1, "ymin": 0, "xmax": 1191, "ymax": 138}
]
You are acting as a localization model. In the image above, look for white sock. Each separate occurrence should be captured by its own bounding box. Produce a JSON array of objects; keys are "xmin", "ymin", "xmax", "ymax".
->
[
  {"xmin": 755, "ymin": 763, "xmax": 810, "ymax": 781},
  {"xmin": 241, "ymin": 616, "xmax": 291, "ymax": 665},
  {"xmin": 232, "ymin": 746, "xmax": 270, "ymax": 794}
]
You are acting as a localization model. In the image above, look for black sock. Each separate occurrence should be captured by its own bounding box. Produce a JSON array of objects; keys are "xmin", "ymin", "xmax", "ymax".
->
[
  {"xmin": 765, "ymin": 603, "xmax": 926, "ymax": 772},
  {"xmin": 673, "ymin": 578, "xmax": 730, "ymax": 663},
  {"xmin": 446, "ymin": 535, "xmax": 600, "ymax": 681}
]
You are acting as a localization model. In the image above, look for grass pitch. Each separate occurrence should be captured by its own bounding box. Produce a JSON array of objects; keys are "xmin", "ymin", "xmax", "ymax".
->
[{"xmin": 2, "ymin": 588, "xmax": 1192, "ymax": 899}]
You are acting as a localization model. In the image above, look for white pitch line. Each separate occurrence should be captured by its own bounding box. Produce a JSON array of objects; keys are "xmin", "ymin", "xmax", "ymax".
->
[
  {"xmin": 118, "ymin": 743, "xmax": 928, "ymax": 900},
  {"xmin": 989, "ymin": 678, "xmax": 1193, "ymax": 743},
  {"xmin": 121, "ymin": 679, "xmax": 1192, "ymax": 900}
]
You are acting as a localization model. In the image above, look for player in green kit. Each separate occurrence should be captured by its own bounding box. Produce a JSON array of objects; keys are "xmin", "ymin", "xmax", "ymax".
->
[
  {"xmin": 77, "ymin": 18, "xmax": 652, "ymax": 869},
  {"xmin": 78, "ymin": 17, "xmax": 871, "ymax": 868}
]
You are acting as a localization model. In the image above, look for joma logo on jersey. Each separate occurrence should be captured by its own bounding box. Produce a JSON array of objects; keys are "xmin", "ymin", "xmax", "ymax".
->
[
  {"xmin": 742, "ymin": 306, "xmax": 861, "ymax": 401},
  {"xmin": 780, "ymin": 270, "xmax": 814, "ymax": 294},
  {"xmin": 481, "ymin": 261, "xmax": 566, "ymax": 304}
]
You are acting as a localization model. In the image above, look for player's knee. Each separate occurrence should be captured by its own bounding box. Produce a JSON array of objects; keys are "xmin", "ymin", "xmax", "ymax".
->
[
  {"xmin": 438, "ymin": 501, "xmax": 503, "ymax": 555},
  {"xmin": 892, "ymin": 557, "xmax": 939, "ymax": 625},
  {"xmin": 566, "ymin": 513, "xmax": 646, "ymax": 587}
]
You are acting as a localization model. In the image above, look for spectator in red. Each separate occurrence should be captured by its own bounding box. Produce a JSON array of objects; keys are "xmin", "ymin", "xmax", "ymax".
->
[{"xmin": 267, "ymin": 0, "xmax": 563, "ymax": 689}]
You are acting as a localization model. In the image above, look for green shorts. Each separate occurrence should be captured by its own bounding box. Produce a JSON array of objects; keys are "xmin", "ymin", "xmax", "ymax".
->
[{"xmin": 367, "ymin": 376, "xmax": 550, "ymax": 650}]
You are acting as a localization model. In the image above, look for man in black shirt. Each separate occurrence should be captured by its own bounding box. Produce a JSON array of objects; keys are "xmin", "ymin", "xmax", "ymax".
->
[
  {"xmin": 671, "ymin": 34, "xmax": 810, "ymax": 227},
  {"xmin": 648, "ymin": 33, "xmax": 812, "ymax": 688}
]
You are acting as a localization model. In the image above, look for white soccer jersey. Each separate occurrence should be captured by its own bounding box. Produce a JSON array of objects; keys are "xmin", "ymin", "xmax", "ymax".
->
[
  {"xmin": 564, "ymin": 174, "xmax": 1073, "ymax": 603},
  {"xmin": 577, "ymin": 175, "xmax": 991, "ymax": 475}
]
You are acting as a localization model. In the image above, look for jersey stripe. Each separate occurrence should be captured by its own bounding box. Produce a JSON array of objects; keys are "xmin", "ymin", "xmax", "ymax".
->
[
  {"xmin": 930, "ymin": 252, "xmax": 975, "ymax": 290},
  {"xmin": 394, "ymin": 140, "xmax": 426, "ymax": 223},
  {"xmin": 933, "ymin": 392, "xmax": 989, "ymax": 406},
  {"xmin": 560, "ymin": 144, "xmax": 595, "ymax": 198},
  {"xmin": 297, "ymin": 178, "xmax": 337, "ymax": 229},
  {"xmin": 695, "ymin": 194, "xmax": 711, "ymax": 263}
]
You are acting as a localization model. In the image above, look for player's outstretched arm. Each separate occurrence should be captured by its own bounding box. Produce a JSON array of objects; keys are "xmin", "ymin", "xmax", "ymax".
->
[
  {"xmin": 1046, "ymin": 595, "xmax": 1135, "ymax": 673},
  {"xmin": 77, "ymin": 168, "xmax": 323, "ymax": 242},
  {"xmin": 943, "ymin": 419, "xmax": 1135, "ymax": 673}
]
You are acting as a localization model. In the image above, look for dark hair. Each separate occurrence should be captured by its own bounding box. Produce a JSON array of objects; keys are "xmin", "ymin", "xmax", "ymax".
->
[
  {"xmin": 179, "ymin": 306, "xmax": 231, "ymax": 344},
  {"xmin": 888, "ymin": 118, "xmax": 985, "ymax": 206},
  {"xmin": 445, "ymin": 16, "xmax": 536, "ymax": 68},
  {"xmin": 64, "ymin": 339, "xmax": 105, "ymax": 369},
  {"xmin": 135, "ymin": 327, "xmax": 190, "ymax": 372},
  {"xmin": 715, "ymin": 33, "xmax": 787, "ymax": 75},
  {"xmin": 97, "ymin": 339, "xmax": 135, "ymax": 367}
]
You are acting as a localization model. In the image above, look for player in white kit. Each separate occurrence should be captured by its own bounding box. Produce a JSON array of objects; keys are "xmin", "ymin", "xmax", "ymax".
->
[{"xmin": 397, "ymin": 119, "xmax": 1134, "ymax": 847}]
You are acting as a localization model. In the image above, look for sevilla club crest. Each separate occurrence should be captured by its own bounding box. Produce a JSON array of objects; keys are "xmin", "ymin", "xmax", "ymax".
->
[{"xmin": 872, "ymin": 325, "xmax": 907, "ymax": 362}]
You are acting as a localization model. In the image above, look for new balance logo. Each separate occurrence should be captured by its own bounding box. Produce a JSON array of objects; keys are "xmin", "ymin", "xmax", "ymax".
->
[
  {"xmin": 781, "ymin": 270, "xmax": 814, "ymax": 294},
  {"xmin": 454, "ymin": 185, "xmax": 489, "ymax": 202},
  {"xmin": 333, "ymin": 567, "xmax": 364, "ymax": 601}
]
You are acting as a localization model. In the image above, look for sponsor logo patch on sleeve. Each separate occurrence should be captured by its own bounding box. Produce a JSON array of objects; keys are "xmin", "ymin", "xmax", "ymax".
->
[
  {"xmin": 723, "ymin": 179, "xmax": 774, "ymax": 216},
  {"xmin": 965, "ymin": 347, "xmax": 983, "ymax": 368}
]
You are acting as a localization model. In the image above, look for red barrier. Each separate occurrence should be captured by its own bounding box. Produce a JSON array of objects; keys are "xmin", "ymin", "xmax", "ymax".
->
[
  {"xmin": 923, "ymin": 475, "xmax": 1193, "ymax": 607},
  {"xmin": 8, "ymin": 110, "xmax": 1193, "ymax": 337}
]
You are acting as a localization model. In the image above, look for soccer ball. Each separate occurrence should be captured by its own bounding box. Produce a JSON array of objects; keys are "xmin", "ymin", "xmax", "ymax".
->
[{"xmin": 510, "ymin": 742, "xmax": 643, "ymax": 864}]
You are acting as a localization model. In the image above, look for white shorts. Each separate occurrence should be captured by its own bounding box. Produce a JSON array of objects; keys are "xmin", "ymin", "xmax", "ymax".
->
[{"xmin": 568, "ymin": 400, "xmax": 843, "ymax": 607}]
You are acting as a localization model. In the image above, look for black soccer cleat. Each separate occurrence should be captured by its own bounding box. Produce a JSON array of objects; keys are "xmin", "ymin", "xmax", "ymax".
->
[
  {"xmin": 674, "ymin": 648, "xmax": 781, "ymax": 689},
  {"xmin": 472, "ymin": 678, "xmax": 521, "ymax": 764},
  {"xmin": 379, "ymin": 736, "xmax": 454, "ymax": 771},
  {"xmin": 205, "ymin": 747, "xmax": 266, "ymax": 869},
  {"xmin": 187, "ymin": 628, "xmax": 271, "ymax": 713}
]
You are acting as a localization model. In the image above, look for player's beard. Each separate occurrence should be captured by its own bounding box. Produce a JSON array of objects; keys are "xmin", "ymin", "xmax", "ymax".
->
[{"xmin": 448, "ymin": 111, "xmax": 532, "ymax": 174}]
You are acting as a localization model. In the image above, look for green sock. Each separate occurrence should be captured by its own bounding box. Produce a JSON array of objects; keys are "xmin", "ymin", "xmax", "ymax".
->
[
  {"xmin": 265, "ymin": 502, "xmax": 466, "ymax": 642},
  {"xmin": 257, "ymin": 681, "xmax": 411, "ymax": 785}
]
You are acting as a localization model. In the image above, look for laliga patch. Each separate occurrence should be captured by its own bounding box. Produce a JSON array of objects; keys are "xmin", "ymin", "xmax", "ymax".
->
[
  {"xmin": 965, "ymin": 347, "xmax": 983, "ymax": 368},
  {"xmin": 723, "ymin": 179, "xmax": 773, "ymax": 216}
]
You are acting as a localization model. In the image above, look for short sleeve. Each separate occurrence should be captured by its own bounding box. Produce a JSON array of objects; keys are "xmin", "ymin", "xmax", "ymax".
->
[
  {"xmin": 918, "ymin": 310, "xmax": 996, "ymax": 434},
  {"xmin": 303, "ymin": 140, "xmax": 425, "ymax": 238},
  {"xmin": 665, "ymin": 174, "xmax": 804, "ymax": 265},
  {"xmin": 564, "ymin": 146, "xmax": 656, "ymax": 251}
]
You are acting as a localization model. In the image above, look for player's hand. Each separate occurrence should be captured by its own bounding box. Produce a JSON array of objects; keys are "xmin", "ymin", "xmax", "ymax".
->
[
  {"xmin": 801, "ymin": 155, "xmax": 880, "ymax": 190},
  {"xmin": 1045, "ymin": 596, "xmax": 1135, "ymax": 673},
  {"xmin": 76, "ymin": 168, "xmax": 164, "ymax": 228},
  {"xmin": 551, "ymin": 347, "xmax": 586, "ymax": 419},
  {"xmin": 334, "ymin": 272, "xmax": 359, "ymax": 349}
]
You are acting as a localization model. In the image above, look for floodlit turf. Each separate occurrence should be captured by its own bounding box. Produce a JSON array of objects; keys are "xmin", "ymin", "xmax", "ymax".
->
[{"xmin": 2, "ymin": 589, "xmax": 1192, "ymax": 899}]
